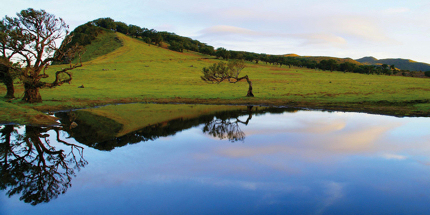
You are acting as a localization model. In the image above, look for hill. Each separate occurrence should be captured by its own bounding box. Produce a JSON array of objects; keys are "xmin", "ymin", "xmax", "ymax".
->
[
  {"xmin": 28, "ymin": 32, "xmax": 430, "ymax": 114},
  {"xmin": 3, "ymin": 18, "xmax": 430, "ymax": 125},
  {"xmin": 357, "ymin": 57, "xmax": 430, "ymax": 72},
  {"xmin": 55, "ymin": 23, "xmax": 123, "ymax": 64}
]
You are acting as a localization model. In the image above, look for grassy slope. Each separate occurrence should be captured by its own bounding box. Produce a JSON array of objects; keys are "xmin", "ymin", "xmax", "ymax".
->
[
  {"xmin": 76, "ymin": 30, "xmax": 123, "ymax": 63},
  {"xmin": 1, "ymin": 32, "xmax": 430, "ymax": 125}
]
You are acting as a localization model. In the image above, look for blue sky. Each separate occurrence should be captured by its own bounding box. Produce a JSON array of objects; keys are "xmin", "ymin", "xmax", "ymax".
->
[{"xmin": 2, "ymin": 0, "xmax": 429, "ymax": 63}]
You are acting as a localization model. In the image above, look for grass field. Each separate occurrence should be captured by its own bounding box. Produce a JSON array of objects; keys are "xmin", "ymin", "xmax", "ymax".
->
[{"xmin": 1, "ymin": 32, "xmax": 430, "ymax": 125}]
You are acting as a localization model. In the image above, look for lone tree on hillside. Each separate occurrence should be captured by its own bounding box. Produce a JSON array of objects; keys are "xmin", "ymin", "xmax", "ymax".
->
[
  {"xmin": 201, "ymin": 59, "xmax": 254, "ymax": 97},
  {"xmin": 1, "ymin": 8, "xmax": 84, "ymax": 103}
]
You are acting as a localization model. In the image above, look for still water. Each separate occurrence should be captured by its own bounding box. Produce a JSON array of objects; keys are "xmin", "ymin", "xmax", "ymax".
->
[{"xmin": 1, "ymin": 105, "xmax": 430, "ymax": 214}]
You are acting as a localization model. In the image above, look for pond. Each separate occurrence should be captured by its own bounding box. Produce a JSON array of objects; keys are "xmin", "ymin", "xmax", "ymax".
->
[{"xmin": 1, "ymin": 104, "xmax": 430, "ymax": 214}]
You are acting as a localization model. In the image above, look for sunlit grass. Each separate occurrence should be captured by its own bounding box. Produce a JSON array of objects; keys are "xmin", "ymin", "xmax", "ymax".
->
[{"xmin": 1, "ymin": 32, "xmax": 430, "ymax": 124}]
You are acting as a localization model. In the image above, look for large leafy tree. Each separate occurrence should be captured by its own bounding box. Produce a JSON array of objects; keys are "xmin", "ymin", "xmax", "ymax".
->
[
  {"xmin": 0, "ymin": 18, "xmax": 24, "ymax": 98},
  {"xmin": 201, "ymin": 60, "xmax": 254, "ymax": 97},
  {"xmin": 1, "ymin": 8, "xmax": 84, "ymax": 103}
]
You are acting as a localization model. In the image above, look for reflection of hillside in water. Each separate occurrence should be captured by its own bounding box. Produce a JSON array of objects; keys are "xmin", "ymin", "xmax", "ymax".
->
[
  {"xmin": 56, "ymin": 107, "xmax": 299, "ymax": 151},
  {"xmin": 0, "ymin": 106, "xmax": 297, "ymax": 204},
  {"xmin": 0, "ymin": 125, "xmax": 87, "ymax": 205}
]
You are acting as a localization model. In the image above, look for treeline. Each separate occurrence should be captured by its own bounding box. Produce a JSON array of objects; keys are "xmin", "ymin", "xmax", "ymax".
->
[{"xmin": 62, "ymin": 17, "xmax": 429, "ymax": 77}]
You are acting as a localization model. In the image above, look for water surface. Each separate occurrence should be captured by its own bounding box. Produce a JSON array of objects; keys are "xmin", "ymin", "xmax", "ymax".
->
[{"xmin": 1, "ymin": 105, "xmax": 430, "ymax": 214}]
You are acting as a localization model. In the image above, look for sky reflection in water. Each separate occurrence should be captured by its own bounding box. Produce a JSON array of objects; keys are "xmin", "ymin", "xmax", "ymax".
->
[{"xmin": 2, "ymin": 110, "xmax": 430, "ymax": 214}]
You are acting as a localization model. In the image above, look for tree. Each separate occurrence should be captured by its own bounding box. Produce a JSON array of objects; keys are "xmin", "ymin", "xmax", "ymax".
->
[
  {"xmin": 200, "ymin": 45, "xmax": 215, "ymax": 56},
  {"xmin": 93, "ymin": 17, "xmax": 116, "ymax": 30},
  {"xmin": 168, "ymin": 40, "xmax": 184, "ymax": 52},
  {"xmin": 153, "ymin": 33, "xmax": 163, "ymax": 46},
  {"xmin": 0, "ymin": 18, "xmax": 25, "ymax": 98},
  {"xmin": 143, "ymin": 37, "xmax": 151, "ymax": 45},
  {"xmin": 201, "ymin": 60, "xmax": 254, "ymax": 97},
  {"xmin": 115, "ymin": 21, "xmax": 129, "ymax": 34},
  {"xmin": 339, "ymin": 62, "xmax": 356, "ymax": 73},
  {"xmin": 128, "ymin": 24, "xmax": 143, "ymax": 38},
  {"xmin": 215, "ymin": 47, "xmax": 230, "ymax": 60},
  {"xmin": 2, "ymin": 9, "xmax": 84, "ymax": 103},
  {"xmin": 319, "ymin": 59, "xmax": 338, "ymax": 72}
]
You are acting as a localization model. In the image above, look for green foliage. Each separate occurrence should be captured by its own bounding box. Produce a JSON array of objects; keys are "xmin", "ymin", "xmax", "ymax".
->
[
  {"xmin": 168, "ymin": 40, "xmax": 184, "ymax": 52},
  {"xmin": 128, "ymin": 24, "xmax": 143, "ymax": 38},
  {"xmin": 202, "ymin": 62, "xmax": 231, "ymax": 82},
  {"xmin": 93, "ymin": 17, "xmax": 116, "ymax": 30},
  {"xmin": 425, "ymin": 71, "xmax": 430, "ymax": 77},
  {"xmin": 339, "ymin": 62, "xmax": 356, "ymax": 72},
  {"xmin": 215, "ymin": 48, "xmax": 230, "ymax": 60},
  {"xmin": 319, "ymin": 59, "xmax": 338, "ymax": 72},
  {"xmin": 115, "ymin": 21, "xmax": 129, "ymax": 34},
  {"xmin": 143, "ymin": 37, "xmax": 151, "ymax": 44}
]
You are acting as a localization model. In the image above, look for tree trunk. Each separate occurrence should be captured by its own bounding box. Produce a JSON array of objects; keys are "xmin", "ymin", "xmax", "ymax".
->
[
  {"xmin": 245, "ymin": 76, "xmax": 254, "ymax": 97},
  {"xmin": 4, "ymin": 73, "xmax": 15, "ymax": 99},
  {"xmin": 23, "ymin": 82, "xmax": 42, "ymax": 103}
]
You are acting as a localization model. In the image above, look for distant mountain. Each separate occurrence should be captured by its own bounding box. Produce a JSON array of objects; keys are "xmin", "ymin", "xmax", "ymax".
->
[
  {"xmin": 356, "ymin": 57, "xmax": 378, "ymax": 64},
  {"xmin": 356, "ymin": 57, "xmax": 430, "ymax": 72}
]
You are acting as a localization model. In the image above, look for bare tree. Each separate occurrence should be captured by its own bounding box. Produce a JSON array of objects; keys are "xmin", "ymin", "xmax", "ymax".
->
[
  {"xmin": 201, "ymin": 60, "xmax": 254, "ymax": 97},
  {"xmin": 1, "ymin": 8, "xmax": 84, "ymax": 103}
]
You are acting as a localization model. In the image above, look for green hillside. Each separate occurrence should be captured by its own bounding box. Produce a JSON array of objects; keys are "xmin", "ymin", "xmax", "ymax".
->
[
  {"xmin": 357, "ymin": 57, "xmax": 430, "ymax": 72},
  {"xmin": 55, "ymin": 23, "xmax": 123, "ymax": 64},
  {"xmin": 3, "ymin": 29, "xmax": 430, "ymax": 125}
]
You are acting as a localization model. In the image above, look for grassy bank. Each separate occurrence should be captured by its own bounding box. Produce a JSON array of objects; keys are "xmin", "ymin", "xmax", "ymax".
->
[{"xmin": 1, "ymin": 32, "xmax": 430, "ymax": 125}]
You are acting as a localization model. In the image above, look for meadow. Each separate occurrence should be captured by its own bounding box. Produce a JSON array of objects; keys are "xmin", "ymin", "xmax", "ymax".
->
[{"xmin": 1, "ymin": 32, "xmax": 430, "ymax": 125}]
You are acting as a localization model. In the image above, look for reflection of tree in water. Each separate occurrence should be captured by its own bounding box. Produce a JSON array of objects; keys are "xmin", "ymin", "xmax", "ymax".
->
[
  {"xmin": 56, "ymin": 106, "xmax": 299, "ymax": 151},
  {"xmin": 0, "ymin": 125, "xmax": 87, "ymax": 205},
  {"xmin": 203, "ymin": 106, "xmax": 253, "ymax": 142}
]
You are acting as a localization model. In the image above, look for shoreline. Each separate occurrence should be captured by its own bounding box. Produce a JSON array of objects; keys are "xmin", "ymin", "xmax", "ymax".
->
[{"xmin": 2, "ymin": 97, "xmax": 429, "ymax": 126}]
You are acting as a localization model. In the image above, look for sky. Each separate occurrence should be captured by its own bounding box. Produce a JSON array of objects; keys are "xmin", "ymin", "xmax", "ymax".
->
[{"xmin": 1, "ymin": 0, "xmax": 429, "ymax": 63}]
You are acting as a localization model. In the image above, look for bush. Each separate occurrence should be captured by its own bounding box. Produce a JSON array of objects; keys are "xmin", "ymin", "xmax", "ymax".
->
[{"xmin": 425, "ymin": 71, "xmax": 430, "ymax": 77}]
